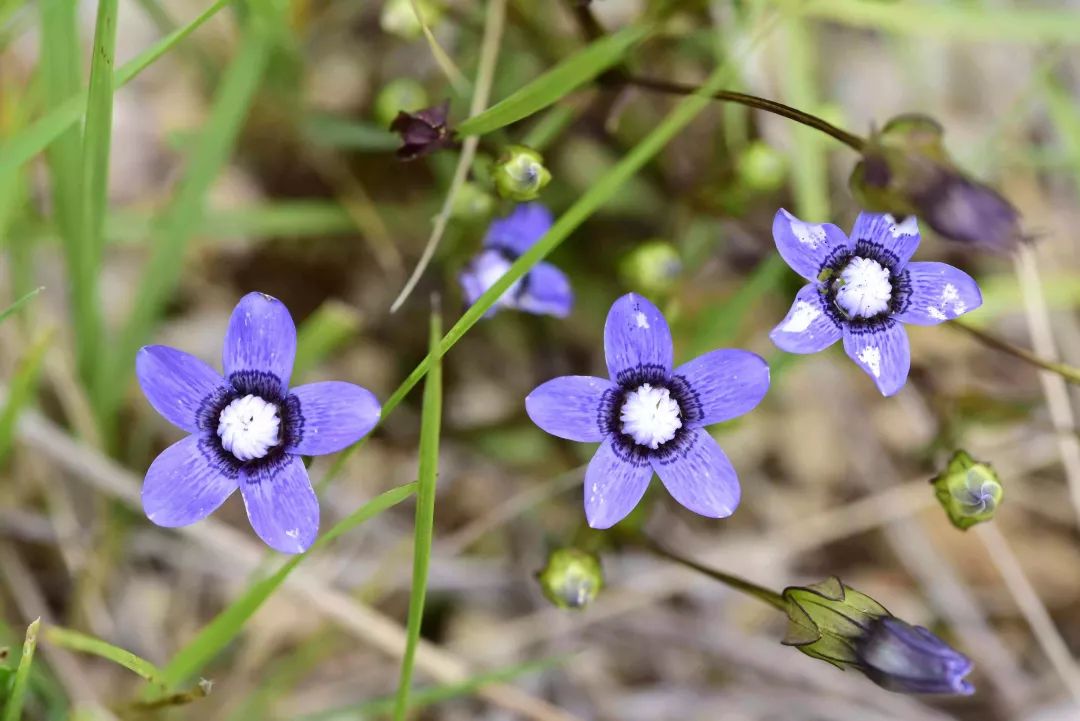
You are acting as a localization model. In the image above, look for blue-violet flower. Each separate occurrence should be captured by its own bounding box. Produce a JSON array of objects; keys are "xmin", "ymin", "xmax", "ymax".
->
[
  {"xmin": 526, "ymin": 293, "xmax": 770, "ymax": 528},
  {"xmin": 135, "ymin": 292, "xmax": 381, "ymax": 553},
  {"xmin": 459, "ymin": 203, "xmax": 572, "ymax": 318},
  {"xmin": 770, "ymin": 209, "xmax": 983, "ymax": 396}
]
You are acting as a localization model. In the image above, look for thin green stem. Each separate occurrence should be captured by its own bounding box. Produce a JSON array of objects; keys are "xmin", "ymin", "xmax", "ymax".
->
[
  {"xmin": 952, "ymin": 318, "xmax": 1080, "ymax": 385},
  {"xmin": 642, "ymin": 537, "xmax": 787, "ymax": 611}
]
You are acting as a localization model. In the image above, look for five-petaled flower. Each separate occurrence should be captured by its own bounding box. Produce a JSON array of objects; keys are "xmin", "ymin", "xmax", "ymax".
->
[
  {"xmin": 136, "ymin": 292, "xmax": 381, "ymax": 553},
  {"xmin": 526, "ymin": 293, "xmax": 770, "ymax": 528},
  {"xmin": 459, "ymin": 203, "xmax": 573, "ymax": 318},
  {"xmin": 770, "ymin": 209, "xmax": 983, "ymax": 396}
]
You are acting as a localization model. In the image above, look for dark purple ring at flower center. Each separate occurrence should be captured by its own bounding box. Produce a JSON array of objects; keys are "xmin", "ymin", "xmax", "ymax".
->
[{"xmin": 815, "ymin": 237, "xmax": 915, "ymax": 328}]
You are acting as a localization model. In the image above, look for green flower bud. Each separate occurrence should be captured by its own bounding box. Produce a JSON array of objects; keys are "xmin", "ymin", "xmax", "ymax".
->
[
  {"xmin": 380, "ymin": 0, "xmax": 443, "ymax": 40},
  {"xmin": 736, "ymin": 141, "xmax": 787, "ymax": 192},
  {"xmin": 931, "ymin": 450, "xmax": 1003, "ymax": 530},
  {"xmin": 375, "ymin": 78, "xmax": 430, "ymax": 129},
  {"xmin": 536, "ymin": 548, "xmax": 603, "ymax": 610},
  {"xmin": 493, "ymin": 146, "xmax": 552, "ymax": 201},
  {"xmin": 451, "ymin": 181, "xmax": 496, "ymax": 220},
  {"xmin": 619, "ymin": 240, "xmax": 682, "ymax": 296},
  {"xmin": 782, "ymin": 577, "xmax": 890, "ymax": 669}
]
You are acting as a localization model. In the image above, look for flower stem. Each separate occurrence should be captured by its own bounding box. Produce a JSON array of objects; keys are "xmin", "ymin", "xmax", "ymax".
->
[
  {"xmin": 612, "ymin": 75, "xmax": 867, "ymax": 152},
  {"xmin": 642, "ymin": 536, "xmax": 787, "ymax": 611},
  {"xmin": 951, "ymin": 319, "xmax": 1080, "ymax": 386}
]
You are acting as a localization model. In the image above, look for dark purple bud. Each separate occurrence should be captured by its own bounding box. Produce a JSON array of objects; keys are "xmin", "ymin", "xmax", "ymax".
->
[
  {"xmin": 913, "ymin": 173, "xmax": 1024, "ymax": 255},
  {"xmin": 389, "ymin": 99, "xmax": 454, "ymax": 161},
  {"xmin": 855, "ymin": 617, "xmax": 975, "ymax": 695}
]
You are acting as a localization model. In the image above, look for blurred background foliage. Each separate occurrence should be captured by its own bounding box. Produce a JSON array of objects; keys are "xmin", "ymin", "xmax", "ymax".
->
[{"xmin": 1, "ymin": 0, "xmax": 1080, "ymax": 719}]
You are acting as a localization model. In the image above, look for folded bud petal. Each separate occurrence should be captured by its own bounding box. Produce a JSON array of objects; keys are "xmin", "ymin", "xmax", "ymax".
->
[
  {"xmin": 493, "ymin": 145, "xmax": 552, "ymax": 201},
  {"xmin": 536, "ymin": 548, "xmax": 604, "ymax": 610},
  {"xmin": 931, "ymin": 450, "xmax": 1003, "ymax": 530}
]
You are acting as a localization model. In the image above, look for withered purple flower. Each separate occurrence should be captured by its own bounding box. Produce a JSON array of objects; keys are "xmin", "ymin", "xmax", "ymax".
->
[
  {"xmin": 136, "ymin": 292, "xmax": 380, "ymax": 553},
  {"xmin": 389, "ymin": 99, "xmax": 454, "ymax": 160},
  {"xmin": 526, "ymin": 293, "xmax": 769, "ymax": 528},
  {"xmin": 770, "ymin": 210, "xmax": 983, "ymax": 396},
  {"xmin": 459, "ymin": 203, "xmax": 572, "ymax": 318}
]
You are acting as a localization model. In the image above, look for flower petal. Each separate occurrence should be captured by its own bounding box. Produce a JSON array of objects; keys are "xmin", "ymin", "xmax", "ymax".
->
[
  {"xmin": 223, "ymin": 292, "xmax": 297, "ymax": 397},
  {"xmin": 842, "ymin": 320, "xmax": 911, "ymax": 397},
  {"xmin": 769, "ymin": 284, "xmax": 842, "ymax": 354},
  {"xmin": 652, "ymin": 428, "xmax": 740, "ymax": 518},
  {"xmin": 893, "ymin": 261, "xmax": 982, "ymax": 326},
  {"xmin": 459, "ymin": 248, "xmax": 517, "ymax": 317},
  {"xmin": 584, "ymin": 437, "xmax": 653, "ymax": 529},
  {"xmin": 526, "ymin": 375, "xmax": 613, "ymax": 442},
  {"xmin": 674, "ymin": 349, "xmax": 770, "ymax": 427},
  {"xmin": 142, "ymin": 435, "xmax": 238, "ymax": 527},
  {"xmin": 240, "ymin": 454, "xmax": 319, "ymax": 554},
  {"xmin": 773, "ymin": 208, "xmax": 853, "ymax": 280},
  {"xmin": 285, "ymin": 382, "xmax": 381, "ymax": 456},
  {"xmin": 483, "ymin": 203, "xmax": 553, "ymax": 255},
  {"xmin": 518, "ymin": 262, "xmax": 573, "ymax": 318},
  {"xmin": 850, "ymin": 212, "xmax": 921, "ymax": 271},
  {"xmin": 136, "ymin": 346, "xmax": 230, "ymax": 433},
  {"xmin": 604, "ymin": 293, "xmax": 673, "ymax": 382}
]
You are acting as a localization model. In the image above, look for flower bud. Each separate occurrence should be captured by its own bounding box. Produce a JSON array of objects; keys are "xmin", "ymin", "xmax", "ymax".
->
[
  {"xmin": 536, "ymin": 548, "xmax": 603, "ymax": 610},
  {"xmin": 374, "ymin": 78, "xmax": 429, "ymax": 129},
  {"xmin": 931, "ymin": 450, "xmax": 1002, "ymax": 530},
  {"xmin": 736, "ymin": 141, "xmax": 787, "ymax": 192},
  {"xmin": 380, "ymin": 0, "xmax": 443, "ymax": 40},
  {"xmin": 389, "ymin": 100, "xmax": 453, "ymax": 161},
  {"xmin": 619, "ymin": 240, "xmax": 682, "ymax": 296},
  {"xmin": 850, "ymin": 113, "xmax": 1023, "ymax": 253},
  {"xmin": 493, "ymin": 145, "xmax": 552, "ymax": 201},
  {"xmin": 451, "ymin": 181, "xmax": 496, "ymax": 220},
  {"xmin": 783, "ymin": 577, "xmax": 974, "ymax": 695}
]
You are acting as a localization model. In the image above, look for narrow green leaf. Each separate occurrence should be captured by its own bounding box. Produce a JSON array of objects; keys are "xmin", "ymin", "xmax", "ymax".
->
[
  {"xmin": 42, "ymin": 626, "xmax": 163, "ymax": 686},
  {"xmin": 394, "ymin": 306, "xmax": 444, "ymax": 721},
  {"xmin": 0, "ymin": 0, "xmax": 233, "ymax": 178},
  {"xmin": 0, "ymin": 286, "xmax": 42, "ymax": 326},
  {"xmin": 293, "ymin": 300, "xmax": 363, "ymax": 379},
  {"xmin": 2, "ymin": 618, "xmax": 40, "ymax": 721},
  {"xmin": 159, "ymin": 482, "xmax": 417, "ymax": 690},
  {"xmin": 0, "ymin": 330, "xmax": 51, "ymax": 463},
  {"xmin": 456, "ymin": 23, "xmax": 650, "ymax": 136},
  {"xmin": 303, "ymin": 114, "xmax": 399, "ymax": 151},
  {"xmin": 98, "ymin": 20, "xmax": 271, "ymax": 421}
]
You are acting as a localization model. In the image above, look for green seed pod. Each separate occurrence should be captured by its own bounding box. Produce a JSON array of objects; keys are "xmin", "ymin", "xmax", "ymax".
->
[
  {"xmin": 375, "ymin": 78, "xmax": 430, "ymax": 129},
  {"xmin": 451, "ymin": 181, "xmax": 496, "ymax": 220},
  {"xmin": 493, "ymin": 145, "xmax": 552, "ymax": 201},
  {"xmin": 380, "ymin": 0, "xmax": 444, "ymax": 40},
  {"xmin": 619, "ymin": 240, "xmax": 682, "ymax": 296},
  {"xmin": 782, "ymin": 577, "xmax": 890, "ymax": 669},
  {"xmin": 536, "ymin": 548, "xmax": 603, "ymax": 610},
  {"xmin": 736, "ymin": 141, "xmax": 787, "ymax": 192},
  {"xmin": 930, "ymin": 450, "xmax": 1003, "ymax": 530}
]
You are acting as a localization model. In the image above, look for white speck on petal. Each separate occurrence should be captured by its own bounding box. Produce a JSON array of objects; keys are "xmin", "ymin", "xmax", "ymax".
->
[
  {"xmin": 858, "ymin": 346, "xmax": 882, "ymax": 378},
  {"xmin": 285, "ymin": 528, "xmax": 300, "ymax": 539},
  {"xmin": 781, "ymin": 301, "xmax": 822, "ymax": 333},
  {"xmin": 887, "ymin": 214, "xmax": 919, "ymax": 238},
  {"xmin": 786, "ymin": 211, "xmax": 828, "ymax": 249},
  {"xmin": 634, "ymin": 311, "xmax": 650, "ymax": 329}
]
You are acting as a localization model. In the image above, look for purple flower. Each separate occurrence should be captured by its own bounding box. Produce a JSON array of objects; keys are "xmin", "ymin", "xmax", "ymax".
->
[
  {"xmin": 135, "ymin": 292, "xmax": 381, "ymax": 554},
  {"xmin": 856, "ymin": 617, "xmax": 975, "ymax": 695},
  {"xmin": 459, "ymin": 203, "xmax": 572, "ymax": 318},
  {"xmin": 770, "ymin": 209, "xmax": 983, "ymax": 396},
  {"xmin": 526, "ymin": 293, "xmax": 770, "ymax": 528}
]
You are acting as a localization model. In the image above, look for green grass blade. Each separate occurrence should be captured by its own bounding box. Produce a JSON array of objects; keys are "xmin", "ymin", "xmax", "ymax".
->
[
  {"xmin": 0, "ymin": 0, "xmax": 232, "ymax": 178},
  {"xmin": 2, "ymin": 618, "xmax": 40, "ymax": 721},
  {"xmin": 293, "ymin": 300, "xmax": 363, "ymax": 379},
  {"xmin": 456, "ymin": 23, "xmax": 650, "ymax": 136},
  {"xmin": 159, "ymin": 482, "xmax": 417, "ymax": 690},
  {"xmin": 0, "ymin": 286, "xmax": 42, "ymax": 326},
  {"xmin": 303, "ymin": 114, "xmax": 399, "ymax": 151},
  {"xmin": 98, "ymin": 21, "xmax": 271, "ymax": 421},
  {"xmin": 42, "ymin": 626, "xmax": 163, "ymax": 686},
  {"xmin": 393, "ymin": 307, "xmax": 444, "ymax": 721},
  {"xmin": 0, "ymin": 330, "xmax": 51, "ymax": 463},
  {"xmin": 70, "ymin": 0, "xmax": 119, "ymax": 388}
]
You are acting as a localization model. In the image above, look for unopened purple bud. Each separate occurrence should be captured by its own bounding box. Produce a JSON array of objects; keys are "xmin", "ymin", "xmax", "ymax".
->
[
  {"xmin": 856, "ymin": 617, "xmax": 975, "ymax": 695},
  {"xmin": 389, "ymin": 100, "xmax": 454, "ymax": 161}
]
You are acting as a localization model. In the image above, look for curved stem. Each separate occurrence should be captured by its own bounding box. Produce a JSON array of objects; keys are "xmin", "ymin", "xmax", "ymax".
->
[
  {"xmin": 951, "ymin": 319, "xmax": 1080, "ymax": 386},
  {"xmin": 642, "ymin": 536, "xmax": 787, "ymax": 611},
  {"xmin": 613, "ymin": 75, "xmax": 866, "ymax": 152}
]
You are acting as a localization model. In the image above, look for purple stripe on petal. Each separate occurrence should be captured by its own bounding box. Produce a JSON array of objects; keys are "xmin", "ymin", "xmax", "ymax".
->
[
  {"xmin": 142, "ymin": 435, "xmax": 238, "ymax": 527},
  {"xmin": 652, "ymin": 428, "xmax": 740, "ymax": 518},
  {"xmin": 851, "ymin": 212, "xmax": 921, "ymax": 271},
  {"xmin": 518, "ymin": 262, "xmax": 573, "ymax": 318},
  {"xmin": 136, "ymin": 346, "xmax": 229, "ymax": 433},
  {"xmin": 240, "ymin": 454, "xmax": 319, "ymax": 554},
  {"xmin": 526, "ymin": 375, "xmax": 613, "ymax": 442},
  {"xmin": 223, "ymin": 293, "xmax": 297, "ymax": 397},
  {"xmin": 584, "ymin": 437, "xmax": 653, "ymax": 529},
  {"xmin": 773, "ymin": 208, "xmax": 853, "ymax": 280},
  {"xmin": 604, "ymin": 293, "xmax": 673, "ymax": 382},
  {"xmin": 674, "ymin": 349, "xmax": 769, "ymax": 427},
  {"xmin": 483, "ymin": 203, "xmax": 553, "ymax": 255},
  {"xmin": 893, "ymin": 261, "xmax": 982, "ymax": 326},
  {"xmin": 770, "ymin": 284, "xmax": 842, "ymax": 354},
  {"xmin": 842, "ymin": 320, "xmax": 911, "ymax": 397},
  {"xmin": 285, "ymin": 382, "xmax": 381, "ymax": 456}
]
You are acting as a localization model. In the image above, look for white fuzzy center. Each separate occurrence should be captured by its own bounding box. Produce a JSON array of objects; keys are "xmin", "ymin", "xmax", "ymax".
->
[
  {"xmin": 620, "ymin": 383, "xmax": 682, "ymax": 449},
  {"xmin": 218, "ymin": 394, "xmax": 281, "ymax": 461},
  {"xmin": 835, "ymin": 257, "xmax": 893, "ymax": 318}
]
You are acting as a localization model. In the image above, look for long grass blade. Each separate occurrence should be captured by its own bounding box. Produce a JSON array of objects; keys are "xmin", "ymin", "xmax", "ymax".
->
[
  {"xmin": 1, "ymin": 618, "xmax": 40, "ymax": 721},
  {"xmin": 0, "ymin": 330, "xmax": 51, "ymax": 463},
  {"xmin": 42, "ymin": 626, "xmax": 164, "ymax": 686},
  {"xmin": 0, "ymin": 286, "xmax": 42, "ymax": 326},
  {"xmin": 393, "ymin": 305, "xmax": 444, "ymax": 721},
  {"xmin": 159, "ymin": 482, "xmax": 417, "ymax": 690}
]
